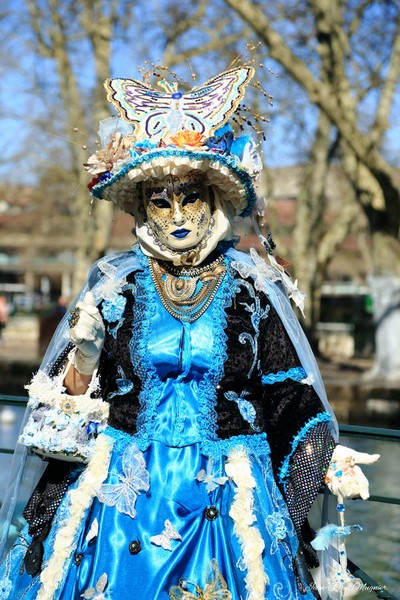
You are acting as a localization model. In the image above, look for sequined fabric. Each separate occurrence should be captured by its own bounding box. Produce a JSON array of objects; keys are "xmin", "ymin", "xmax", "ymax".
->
[
  {"xmin": 285, "ymin": 422, "xmax": 335, "ymax": 565},
  {"xmin": 22, "ymin": 460, "xmax": 74, "ymax": 576}
]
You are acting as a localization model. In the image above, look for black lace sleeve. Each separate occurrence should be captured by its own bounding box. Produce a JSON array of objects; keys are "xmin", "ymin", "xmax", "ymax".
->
[{"xmin": 259, "ymin": 301, "xmax": 336, "ymax": 566}]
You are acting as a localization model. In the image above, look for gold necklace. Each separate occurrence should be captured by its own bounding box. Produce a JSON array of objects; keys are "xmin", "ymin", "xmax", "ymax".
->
[
  {"xmin": 160, "ymin": 254, "xmax": 225, "ymax": 277},
  {"xmin": 149, "ymin": 257, "xmax": 226, "ymax": 322}
]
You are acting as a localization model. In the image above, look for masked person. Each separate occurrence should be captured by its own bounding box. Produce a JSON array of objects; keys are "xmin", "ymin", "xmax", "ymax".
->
[{"xmin": 0, "ymin": 67, "xmax": 378, "ymax": 600}]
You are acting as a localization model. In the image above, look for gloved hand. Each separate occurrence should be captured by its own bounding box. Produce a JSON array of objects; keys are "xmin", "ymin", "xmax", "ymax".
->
[
  {"xmin": 68, "ymin": 292, "xmax": 105, "ymax": 375},
  {"xmin": 325, "ymin": 444, "xmax": 380, "ymax": 500}
]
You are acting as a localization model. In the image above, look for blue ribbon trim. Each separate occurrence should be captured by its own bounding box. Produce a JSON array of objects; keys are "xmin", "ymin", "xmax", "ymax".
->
[
  {"xmin": 261, "ymin": 366, "xmax": 307, "ymax": 385},
  {"xmin": 278, "ymin": 412, "xmax": 332, "ymax": 485},
  {"xmin": 202, "ymin": 432, "xmax": 270, "ymax": 461}
]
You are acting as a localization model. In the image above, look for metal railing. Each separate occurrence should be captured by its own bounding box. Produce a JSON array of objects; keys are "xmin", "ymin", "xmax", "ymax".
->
[{"xmin": 0, "ymin": 394, "xmax": 399, "ymax": 598}]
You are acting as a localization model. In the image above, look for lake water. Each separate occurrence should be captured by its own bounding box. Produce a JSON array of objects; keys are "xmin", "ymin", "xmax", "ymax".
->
[{"xmin": 0, "ymin": 406, "xmax": 399, "ymax": 598}]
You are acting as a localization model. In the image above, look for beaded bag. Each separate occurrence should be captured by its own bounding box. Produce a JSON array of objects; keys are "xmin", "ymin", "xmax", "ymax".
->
[{"xmin": 18, "ymin": 361, "xmax": 109, "ymax": 462}]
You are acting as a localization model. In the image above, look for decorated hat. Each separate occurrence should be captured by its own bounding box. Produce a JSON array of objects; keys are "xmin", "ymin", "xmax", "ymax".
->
[{"xmin": 85, "ymin": 67, "xmax": 262, "ymax": 217}]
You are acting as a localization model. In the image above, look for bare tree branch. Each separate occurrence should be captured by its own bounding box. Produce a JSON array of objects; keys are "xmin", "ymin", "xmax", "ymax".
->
[
  {"xmin": 370, "ymin": 20, "xmax": 400, "ymax": 145},
  {"xmin": 223, "ymin": 0, "xmax": 397, "ymax": 182},
  {"xmin": 26, "ymin": 0, "xmax": 53, "ymax": 57},
  {"xmin": 164, "ymin": 33, "xmax": 245, "ymax": 68}
]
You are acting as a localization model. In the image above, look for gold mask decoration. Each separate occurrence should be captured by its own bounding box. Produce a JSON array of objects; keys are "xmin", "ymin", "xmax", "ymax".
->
[{"xmin": 142, "ymin": 173, "xmax": 214, "ymax": 255}]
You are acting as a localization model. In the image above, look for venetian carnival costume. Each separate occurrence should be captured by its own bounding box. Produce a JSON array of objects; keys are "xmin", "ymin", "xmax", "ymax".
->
[{"xmin": 0, "ymin": 67, "xmax": 379, "ymax": 600}]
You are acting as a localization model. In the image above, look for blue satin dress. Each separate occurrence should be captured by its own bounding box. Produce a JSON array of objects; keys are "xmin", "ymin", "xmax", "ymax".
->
[{"xmin": 1, "ymin": 263, "xmax": 315, "ymax": 600}]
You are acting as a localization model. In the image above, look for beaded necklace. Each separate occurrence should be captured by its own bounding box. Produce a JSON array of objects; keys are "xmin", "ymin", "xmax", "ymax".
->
[{"xmin": 149, "ymin": 256, "xmax": 226, "ymax": 323}]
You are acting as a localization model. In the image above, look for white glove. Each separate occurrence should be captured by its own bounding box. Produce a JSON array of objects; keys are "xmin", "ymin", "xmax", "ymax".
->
[
  {"xmin": 68, "ymin": 292, "xmax": 105, "ymax": 375},
  {"xmin": 325, "ymin": 444, "xmax": 380, "ymax": 500}
]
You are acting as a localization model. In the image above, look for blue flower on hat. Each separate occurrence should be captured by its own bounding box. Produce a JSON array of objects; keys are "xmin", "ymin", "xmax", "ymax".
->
[{"xmin": 204, "ymin": 126, "xmax": 234, "ymax": 155}]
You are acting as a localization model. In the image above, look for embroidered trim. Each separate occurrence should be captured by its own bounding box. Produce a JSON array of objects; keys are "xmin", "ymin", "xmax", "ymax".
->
[
  {"xmin": 235, "ymin": 277, "xmax": 270, "ymax": 379},
  {"xmin": 225, "ymin": 448, "xmax": 269, "ymax": 599},
  {"xmin": 278, "ymin": 412, "xmax": 332, "ymax": 484},
  {"xmin": 261, "ymin": 366, "xmax": 307, "ymax": 385},
  {"xmin": 172, "ymin": 382, "xmax": 187, "ymax": 446},
  {"xmin": 224, "ymin": 390, "xmax": 260, "ymax": 431},
  {"xmin": 202, "ymin": 433, "xmax": 270, "ymax": 462},
  {"xmin": 197, "ymin": 256, "xmax": 235, "ymax": 442},
  {"xmin": 104, "ymin": 425, "xmax": 150, "ymax": 454},
  {"xmin": 103, "ymin": 425, "xmax": 136, "ymax": 452},
  {"xmin": 36, "ymin": 434, "xmax": 113, "ymax": 600}
]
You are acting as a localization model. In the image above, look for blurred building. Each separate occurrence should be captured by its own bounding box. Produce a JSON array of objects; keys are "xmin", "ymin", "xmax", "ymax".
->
[{"xmin": 0, "ymin": 167, "xmax": 373, "ymax": 357}]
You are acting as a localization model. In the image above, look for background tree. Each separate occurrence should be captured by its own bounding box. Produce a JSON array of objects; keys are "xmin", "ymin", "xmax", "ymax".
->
[
  {"xmin": 25, "ymin": 0, "xmax": 135, "ymax": 289},
  {"xmin": 21, "ymin": 0, "xmax": 248, "ymax": 291},
  {"xmin": 2, "ymin": 0, "xmax": 399, "ymax": 379},
  {"xmin": 223, "ymin": 0, "xmax": 400, "ymax": 380}
]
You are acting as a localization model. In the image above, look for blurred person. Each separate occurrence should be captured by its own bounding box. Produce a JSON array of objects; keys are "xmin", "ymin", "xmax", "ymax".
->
[
  {"xmin": 39, "ymin": 295, "xmax": 69, "ymax": 354},
  {"xmin": 0, "ymin": 295, "xmax": 9, "ymax": 345}
]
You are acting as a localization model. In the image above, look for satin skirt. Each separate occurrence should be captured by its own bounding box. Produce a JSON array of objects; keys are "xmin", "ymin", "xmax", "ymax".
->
[{"xmin": 1, "ymin": 438, "xmax": 315, "ymax": 600}]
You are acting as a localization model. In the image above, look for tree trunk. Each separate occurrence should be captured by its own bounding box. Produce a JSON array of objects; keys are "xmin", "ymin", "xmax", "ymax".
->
[
  {"xmin": 292, "ymin": 112, "xmax": 331, "ymax": 347},
  {"xmin": 366, "ymin": 274, "xmax": 400, "ymax": 382},
  {"xmin": 225, "ymin": 0, "xmax": 400, "ymax": 381}
]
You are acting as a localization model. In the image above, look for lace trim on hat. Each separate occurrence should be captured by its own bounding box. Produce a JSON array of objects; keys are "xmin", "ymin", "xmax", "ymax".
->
[{"xmin": 91, "ymin": 148, "xmax": 257, "ymax": 217}]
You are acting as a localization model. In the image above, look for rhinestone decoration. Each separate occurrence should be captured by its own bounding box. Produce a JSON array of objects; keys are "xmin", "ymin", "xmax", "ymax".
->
[
  {"xmin": 129, "ymin": 540, "xmax": 141, "ymax": 555},
  {"xmin": 204, "ymin": 506, "xmax": 219, "ymax": 521},
  {"xmin": 285, "ymin": 422, "xmax": 335, "ymax": 537},
  {"xmin": 68, "ymin": 307, "xmax": 80, "ymax": 329}
]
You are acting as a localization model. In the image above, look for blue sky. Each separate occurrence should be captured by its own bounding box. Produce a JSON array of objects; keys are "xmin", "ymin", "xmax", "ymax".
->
[{"xmin": 1, "ymin": 1, "xmax": 399, "ymax": 186}]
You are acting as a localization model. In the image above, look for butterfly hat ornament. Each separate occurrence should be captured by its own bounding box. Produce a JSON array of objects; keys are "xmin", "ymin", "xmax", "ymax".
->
[{"xmin": 85, "ymin": 67, "xmax": 263, "ymax": 265}]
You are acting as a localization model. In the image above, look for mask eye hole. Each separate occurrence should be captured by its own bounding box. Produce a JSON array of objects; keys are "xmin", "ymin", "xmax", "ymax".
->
[
  {"xmin": 149, "ymin": 197, "xmax": 171, "ymax": 209},
  {"xmin": 182, "ymin": 192, "xmax": 201, "ymax": 207}
]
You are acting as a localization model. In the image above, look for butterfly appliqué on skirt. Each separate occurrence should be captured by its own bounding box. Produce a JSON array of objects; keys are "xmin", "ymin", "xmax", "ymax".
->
[
  {"xmin": 82, "ymin": 573, "xmax": 108, "ymax": 600},
  {"xmin": 195, "ymin": 459, "xmax": 228, "ymax": 493},
  {"xmin": 96, "ymin": 442, "xmax": 150, "ymax": 519},
  {"xmin": 150, "ymin": 519, "xmax": 182, "ymax": 551},
  {"xmin": 169, "ymin": 559, "xmax": 232, "ymax": 599}
]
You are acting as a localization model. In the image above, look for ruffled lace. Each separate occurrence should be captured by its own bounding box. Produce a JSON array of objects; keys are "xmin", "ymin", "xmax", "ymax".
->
[
  {"xmin": 197, "ymin": 257, "xmax": 236, "ymax": 442},
  {"xmin": 130, "ymin": 249, "xmax": 163, "ymax": 449}
]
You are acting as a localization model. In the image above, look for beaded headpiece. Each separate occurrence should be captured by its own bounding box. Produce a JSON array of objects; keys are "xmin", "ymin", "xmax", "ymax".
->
[{"xmin": 85, "ymin": 66, "xmax": 262, "ymax": 218}]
